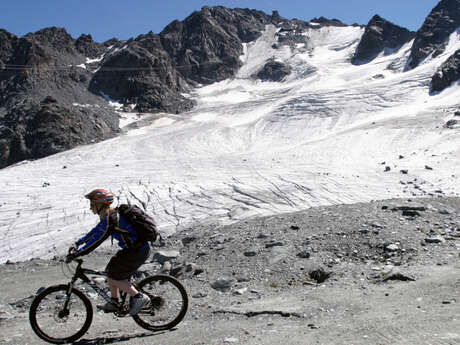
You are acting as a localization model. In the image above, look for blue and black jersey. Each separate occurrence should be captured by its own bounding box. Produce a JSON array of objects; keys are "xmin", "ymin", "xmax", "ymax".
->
[{"xmin": 75, "ymin": 211, "xmax": 147, "ymax": 257}]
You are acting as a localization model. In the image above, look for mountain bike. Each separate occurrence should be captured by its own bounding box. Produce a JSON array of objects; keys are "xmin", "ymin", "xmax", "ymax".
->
[{"xmin": 29, "ymin": 258, "xmax": 188, "ymax": 344}]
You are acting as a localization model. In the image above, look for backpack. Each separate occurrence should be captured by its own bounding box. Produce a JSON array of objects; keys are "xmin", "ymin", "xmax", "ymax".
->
[{"xmin": 116, "ymin": 204, "xmax": 159, "ymax": 244}]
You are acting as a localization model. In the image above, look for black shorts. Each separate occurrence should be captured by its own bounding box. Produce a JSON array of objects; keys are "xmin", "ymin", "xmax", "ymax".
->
[{"xmin": 105, "ymin": 245, "xmax": 150, "ymax": 280}]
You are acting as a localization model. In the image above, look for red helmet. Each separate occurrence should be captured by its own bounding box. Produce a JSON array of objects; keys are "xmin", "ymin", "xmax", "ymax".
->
[{"xmin": 85, "ymin": 189, "xmax": 115, "ymax": 205}]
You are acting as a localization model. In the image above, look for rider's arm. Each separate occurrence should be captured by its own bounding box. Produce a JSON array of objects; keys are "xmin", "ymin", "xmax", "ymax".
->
[
  {"xmin": 74, "ymin": 217, "xmax": 111, "ymax": 257},
  {"xmin": 76, "ymin": 231, "xmax": 93, "ymax": 246}
]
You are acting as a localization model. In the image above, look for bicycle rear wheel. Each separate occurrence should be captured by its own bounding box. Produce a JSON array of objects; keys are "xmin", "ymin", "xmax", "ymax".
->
[
  {"xmin": 132, "ymin": 274, "xmax": 188, "ymax": 331},
  {"xmin": 29, "ymin": 284, "xmax": 93, "ymax": 344}
]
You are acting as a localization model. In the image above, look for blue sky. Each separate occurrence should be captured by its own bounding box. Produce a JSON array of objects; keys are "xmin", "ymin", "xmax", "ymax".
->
[{"xmin": 1, "ymin": 0, "xmax": 440, "ymax": 42}]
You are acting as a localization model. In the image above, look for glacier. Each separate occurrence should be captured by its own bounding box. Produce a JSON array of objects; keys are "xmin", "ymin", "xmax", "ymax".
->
[{"xmin": 1, "ymin": 24, "xmax": 459, "ymax": 263}]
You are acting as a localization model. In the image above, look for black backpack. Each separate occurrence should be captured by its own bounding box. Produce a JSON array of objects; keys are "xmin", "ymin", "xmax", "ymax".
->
[{"xmin": 117, "ymin": 204, "xmax": 159, "ymax": 244}]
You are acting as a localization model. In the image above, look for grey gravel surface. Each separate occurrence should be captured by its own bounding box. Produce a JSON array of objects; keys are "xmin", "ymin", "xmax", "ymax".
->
[{"xmin": 1, "ymin": 197, "xmax": 459, "ymax": 345}]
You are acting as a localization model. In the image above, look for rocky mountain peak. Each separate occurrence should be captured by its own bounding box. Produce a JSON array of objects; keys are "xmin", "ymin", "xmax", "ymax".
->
[
  {"xmin": 90, "ymin": 30, "xmax": 194, "ymax": 114},
  {"xmin": 75, "ymin": 33, "xmax": 105, "ymax": 58},
  {"xmin": 352, "ymin": 14, "xmax": 414, "ymax": 64},
  {"xmin": 407, "ymin": 0, "xmax": 460, "ymax": 69},
  {"xmin": 160, "ymin": 6, "xmax": 269, "ymax": 84},
  {"xmin": 0, "ymin": 29, "xmax": 18, "ymax": 63},
  {"xmin": 24, "ymin": 27, "xmax": 76, "ymax": 55},
  {"xmin": 309, "ymin": 16, "xmax": 348, "ymax": 27},
  {"xmin": 270, "ymin": 10, "xmax": 282, "ymax": 24}
]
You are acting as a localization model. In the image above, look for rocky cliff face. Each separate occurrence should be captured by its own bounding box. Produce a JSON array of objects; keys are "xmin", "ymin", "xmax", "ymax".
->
[
  {"xmin": 408, "ymin": 0, "xmax": 460, "ymax": 69},
  {"xmin": 431, "ymin": 49, "xmax": 460, "ymax": 91},
  {"xmin": 90, "ymin": 32, "xmax": 194, "ymax": 113},
  {"xmin": 0, "ymin": 27, "xmax": 105, "ymax": 107},
  {"xmin": 0, "ymin": 27, "xmax": 120, "ymax": 168},
  {"xmin": 0, "ymin": 97, "xmax": 119, "ymax": 167},
  {"xmin": 352, "ymin": 15, "xmax": 415, "ymax": 64},
  {"xmin": 254, "ymin": 59, "xmax": 292, "ymax": 82},
  {"xmin": 75, "ymin": 34, "xmax": 106, "ymax": 59},
  {"xmin": 160, "ymin": 6, "xmax": 270, "ymax": 84}
]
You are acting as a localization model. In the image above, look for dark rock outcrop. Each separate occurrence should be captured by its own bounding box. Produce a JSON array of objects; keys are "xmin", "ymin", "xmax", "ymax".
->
[
  {"xmin": 160, "ymin": 6, "xmax": 270, "ymax": 84},
  {"xmin": 24, "ymin": 27, "xmax": 76, "ymax": 54},
  {"xmin": 407, "ymin": 0, "xmax": 460, "ymax": 69},
  {"xmin": 274, "ymin": 16, "xmax": 348, "ymax": 49},
  {"xmin": 352, "ymin": 15, "xmax": 414, "ymax": 64},
  {"xmin": 254, "ymin": 59, "xmax": 291, "ymax": 81},
  {"xmin": 75, "ymin": 34, "xmax": 105, "ymax": 59},
  {"xmin": 275, "ymin": 19, "xmax": 311, "ymax": 47},
  {"xmin": 309, "ymin": 17, "xmax": 348, "ymax": 27},
  {"xmin": 0, "ymin": 100, "xmax": 119, "ymax": 168},
  {"xmin": 90, "ymin": 32, "xmax": 195, "ymax": 113},
  {"xmin": 431, "ymin": 49, "xmax": 460, "ymax": 92},
  {"xmin": 0, "ymin": 27, "xmax": 104, "ymax": 108},
  {"xmin": 0, "ymin": 29, "xmax": 18, "ymax": 62}
]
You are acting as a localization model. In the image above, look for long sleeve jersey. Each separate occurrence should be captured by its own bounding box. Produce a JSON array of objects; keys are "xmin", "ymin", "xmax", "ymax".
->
[{"xmin": 75, "ymin": 211, "xmax": 144, "ymax": 256}]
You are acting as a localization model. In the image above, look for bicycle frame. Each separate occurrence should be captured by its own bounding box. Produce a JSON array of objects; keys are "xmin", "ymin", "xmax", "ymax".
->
[{"xmin": 67, "ymin": 259, "xmax": 129, "ymax": 313}]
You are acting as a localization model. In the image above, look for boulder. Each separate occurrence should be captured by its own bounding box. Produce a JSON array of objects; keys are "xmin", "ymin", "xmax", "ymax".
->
[
  {"xmin": 425, "ymin": 235, "xmax": 446, "ymax": 244},
  {"xmin": 152, "ymin": 249, "xmax": 181, "ymax": 264},
  {"xmin": 382, "ymin": 270, "xmax": 416, "ymax": 282},
  {"xmin": 309, "ymin": 268, "xmax": 332, "ymax": 283},
  {"xmin": 254, "ymin": 59, "xmax": 291, "ymax": 82},
  {"xmin": 211, "ymin": 278, "xmax": 235, "ymax": 292},
  {"xmin": 444, "ymin": 119, "xmax": 459, "ymax": 128}
]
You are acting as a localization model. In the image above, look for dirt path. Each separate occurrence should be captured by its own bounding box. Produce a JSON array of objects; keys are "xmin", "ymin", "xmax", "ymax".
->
[{"xmin": 1, "ymin": 261, "xmax": 459, "ymax": 345}]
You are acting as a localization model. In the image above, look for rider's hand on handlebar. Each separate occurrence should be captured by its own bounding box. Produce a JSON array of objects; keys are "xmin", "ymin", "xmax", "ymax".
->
[
  {"xmin": 65, "ymin": 254, "xmax": 75, "ymax": 263},
  {"xmin": 65, "ymin": 246, "xmax": 78, "ymax": 263}
]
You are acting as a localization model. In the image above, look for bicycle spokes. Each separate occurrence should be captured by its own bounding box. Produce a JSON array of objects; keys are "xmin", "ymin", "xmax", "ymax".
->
[
  {"xmin": 29, "ymin": 285, "xmax": 93, "ymax": 344},
  {"xmin": 132, "ymin": 275, "xmax": 188, "ymax": 331}
]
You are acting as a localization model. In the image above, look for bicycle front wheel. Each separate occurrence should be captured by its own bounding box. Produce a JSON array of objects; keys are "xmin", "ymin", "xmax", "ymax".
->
[
  {"xmin": 132, "ymin": 274, "xmax": 188, "ymax": 331},
  {"xmin": 29, "ymin": 284, "xmax": 93, "ymax": 344}
]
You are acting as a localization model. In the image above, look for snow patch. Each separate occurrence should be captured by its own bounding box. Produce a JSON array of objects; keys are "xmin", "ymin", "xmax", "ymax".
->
[
  {"xmin": 99, "ymin": 91, "xmax": 123, "ymax": 110},
  {"xmin": 86, "ymin": 56, "xmax": 104, "ymax": 64}
]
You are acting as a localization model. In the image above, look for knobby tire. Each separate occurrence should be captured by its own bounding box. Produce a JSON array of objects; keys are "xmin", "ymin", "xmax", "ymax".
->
[
  {"xmin": 29, "ymin": 284, "xmax": 93, "ymax": 344},
  {"xmin": 131, "ymin": 274, "xmax": 188, "ymax": 331}
]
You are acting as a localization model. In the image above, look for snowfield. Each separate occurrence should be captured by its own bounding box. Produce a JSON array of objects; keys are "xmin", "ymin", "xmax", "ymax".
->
[{"xmin": 1, "ymin": 24, "xmax": 459, "ymax": 263}]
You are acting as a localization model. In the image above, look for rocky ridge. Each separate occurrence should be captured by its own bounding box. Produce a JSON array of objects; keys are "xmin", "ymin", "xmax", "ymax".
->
[
  {"xmin": 0, "ymin": 97, "xmax": 119, "ymax": 167},
  {"xmin": 160, "ymin": 6, "xmax": 270, "ymax": 85},
  {"xmin": 352, "ymin": 15, "xmax": 415, "ymax": 64},
  {"xmin": 1, "ymin": 2, "xmax": 460, "ymax": 168},
  {"xmin": 408, "ymin": 0, "xmax": 460, "ymax": 70}
]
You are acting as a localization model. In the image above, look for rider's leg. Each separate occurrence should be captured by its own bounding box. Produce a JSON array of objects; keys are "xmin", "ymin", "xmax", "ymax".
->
[
  {"xmin": 107, "ymin": 277, "xmax": 139, "ymax": 297},
  {"xmin": 108, "ymin": 279, "xmax": 120, "ymax": 299}
]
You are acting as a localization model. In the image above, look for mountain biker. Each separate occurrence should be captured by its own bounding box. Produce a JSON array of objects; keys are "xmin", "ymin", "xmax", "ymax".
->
[{"xmin": 66, "ymin": 188, "xmax": 150, "ymax": 315}]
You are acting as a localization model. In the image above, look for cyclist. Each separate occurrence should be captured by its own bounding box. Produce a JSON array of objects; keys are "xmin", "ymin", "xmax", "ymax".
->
[{"xmin": 66, "ymin": 188, "xmax": 150, "ymax": 315}]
